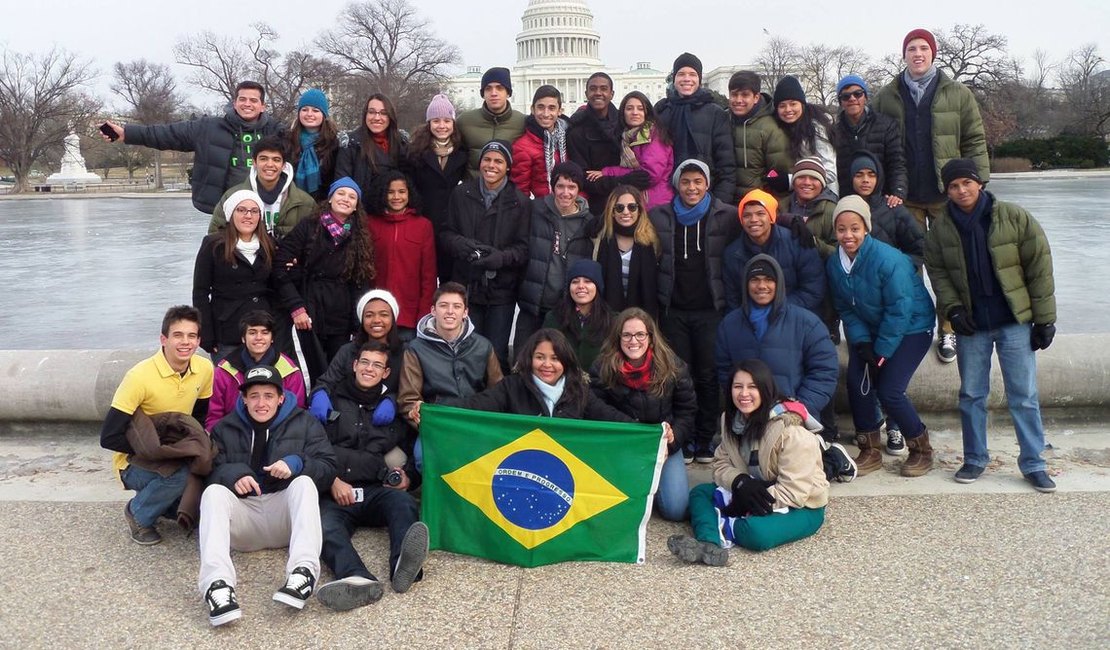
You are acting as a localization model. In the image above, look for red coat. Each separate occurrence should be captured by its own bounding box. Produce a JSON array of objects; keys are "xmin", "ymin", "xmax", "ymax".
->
[
  {"xmin": 367, "ymin": 209, "xmax": 437, "ymax": 329},
  {"xmin": 510, "ymin": 118, "xmax": 567, "ymax": 198}
]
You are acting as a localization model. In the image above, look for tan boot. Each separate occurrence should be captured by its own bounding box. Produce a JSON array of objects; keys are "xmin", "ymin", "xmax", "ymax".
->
[
  {"xmin": 901, "ymin": 427, "xmax": 934, "ymax": 477},
  {"xmin": 853, "ymin": 431, "xmax": 883, "ymax": 476}
]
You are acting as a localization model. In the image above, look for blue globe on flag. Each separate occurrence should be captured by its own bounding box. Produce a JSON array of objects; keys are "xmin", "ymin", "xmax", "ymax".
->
[{"xmin": 492, "ymin": 449, "xmax": 575, "ymax": 530}]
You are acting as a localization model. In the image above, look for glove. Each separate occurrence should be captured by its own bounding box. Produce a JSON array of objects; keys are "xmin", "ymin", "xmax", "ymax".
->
[
  {"xmin": 856, "ymin": 341, "xmax": 885, "ymax": 376},
  {"xmin": 372, "ymin": 396, "xmax": 397, "ymax": 426},
  {"xmin": 720, "ymin": 473, "xmax": 775, "ymax": 517},
  {"xmin": 474, "ymin": 250, "xmax": 504, "ymax": 270},
  {"xmin": 624, "ymin": 169, "xmax": 652, "ymax": 189},
  {"xmin": 763, "ymin": 168, "xmax": 790, "ymax": 195},
  {"xmin": 1030, "ymin": 323, "xmax": 1056, "ymax": 351},
  {"xmin": 947, "ymin": 306, "xmax": 978, "ymax": 336},
  {"xmin": 788, "ymin": 217, "xmax": 816, "ymax": 249},
  {"xmin": 467, "ymin": 244, "xmax": 495, "ymax": 263},
  {"xmin": 309, "ymin": 390, "xmax": 332, "ymax": 423}
]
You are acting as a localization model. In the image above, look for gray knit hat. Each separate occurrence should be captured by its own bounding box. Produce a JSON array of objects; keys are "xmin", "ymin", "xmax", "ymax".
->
[{"xmin": 671, "ymin": 158, "xmax": 711, "ymax": 189}]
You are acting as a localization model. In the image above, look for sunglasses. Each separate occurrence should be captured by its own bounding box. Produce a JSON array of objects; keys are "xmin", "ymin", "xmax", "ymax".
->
[
  {"xmin": 613, "ymin": 202, "xmax": 639, "ymax": 214},
  {"xmin": 838, "ymin": 90, "xmax": 866, "ymax": 102}
]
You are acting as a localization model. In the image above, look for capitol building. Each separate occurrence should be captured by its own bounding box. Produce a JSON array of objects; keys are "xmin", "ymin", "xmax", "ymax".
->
[{"xmin": 446, "ymin": 0, "xmax": 743, "ymax": 110}]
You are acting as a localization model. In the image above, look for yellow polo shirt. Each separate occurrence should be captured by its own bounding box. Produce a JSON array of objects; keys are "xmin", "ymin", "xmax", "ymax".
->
[{"xmin": 110, "ymin": 350, "xmax": 214, "ymax": 476}]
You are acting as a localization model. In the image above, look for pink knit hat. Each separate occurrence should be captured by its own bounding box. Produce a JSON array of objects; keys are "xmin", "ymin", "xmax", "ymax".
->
[{"xmin": 426, "ymin": 94, "xmax": 456, "ymax": 121}]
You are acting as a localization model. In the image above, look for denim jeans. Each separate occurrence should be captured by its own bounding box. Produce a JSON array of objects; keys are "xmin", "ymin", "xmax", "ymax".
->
[
  {"xmin": 846, "ymin": 331, "xmax": 931, "ymax": 436},
  {"xmin": 120, "ymin": 464, "xmax": 188, "ymax": 527},
  {"xmin": 468, "ymin": 302, "xmax": 516, "ymax": 372},
  {"xmin": 956, "ymin": 323, "xmax": 1047, "ymax": 474},
  {"xmin": 320, "ymin": 486, "xmax": 421, "ymax": 581},
  {"xmin": 654, "ymin": 452, "xmax": 690, "ymax": 521}
]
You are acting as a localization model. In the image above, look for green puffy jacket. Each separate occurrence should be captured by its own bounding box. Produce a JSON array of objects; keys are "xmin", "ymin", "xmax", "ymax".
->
[
  {"xmin": 456, "ymin": 102, "xmax": 527, "ymax": 178},
  {"xmin": 924, "ymin": 194, "xmax": 1055, "ymax": 325},
  {"xmin": 207, "ymin": 167, "xmax": 317, "ymax": 240},
  {"xmin": 733, "ymin": 93, "xmax": 792, "ymax": 201},
  {"xmin": 873, "ymin": 70, "xmax": 989, "ymax": 195}
]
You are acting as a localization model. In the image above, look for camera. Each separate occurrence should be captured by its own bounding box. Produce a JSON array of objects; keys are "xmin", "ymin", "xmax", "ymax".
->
[{"xmin": 385, "ymin": 468, "xmax": 404, "ymax": 487}]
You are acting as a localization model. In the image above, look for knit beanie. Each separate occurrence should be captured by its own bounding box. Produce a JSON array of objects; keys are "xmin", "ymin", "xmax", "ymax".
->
[
  {"xmin": 941, "ymin": 158, "xmax": 984, "ymax": 187},
  {"xmin": 745, "ymin": 256, "xmax": 776, "ymax": 283},
  {"xmin": 728, "ymin": 70, "xmax": 761, "ymax": 94},
  {"xmin": 903, "ymin": 29, "xmax": 937, "ymax": 56},
  {"xmin": 481, "ymin": 67, "xmax": 513, "ymax": 97},
  {"xmin": 550, "ymin": 161, "xmax": 585, "ymax": 190},
  {"xmin": 672, "ymin": 52, "xmax": 703, "ymax": 81},
  {"xmin": 425, "ymin": 94, "xmax": 456, "ymax": 121},
  {"xmin": 791, "ymin": 158, "xmax": 827, "ymax": 187},
  {"xmin": 836, "ymin": 74, "xmax": 869, "ymax": 98},
  {"xmin": 356, "ymin": 289, "xmax": 400, "ymax": 321},
  {"xmin": 834, "ymin": 195, "xmax": 872, "ymax": 232},
  {"xmin": 850, "ymin": 154, "xmax": 879, "ymax": 177},
  {"xmin": 328, "ymin": 176, "xmax": 362, "ymax": 201},
  {"xmin": 297, "ymin": 88, "xmax": 330, "ymax": 117},
  {"xmin": 480, "ymin": 140, "xmax": 513, "ymax": 168},
  {"xmin": 223, "ymin": 189, "xmax": 264, "ymax": 222},
  {"xmin": 738, "ymin": 189, "xmax": 779, "ymax": 224},
  {"xmin": 671, "ymin": 158, "xmax": 711, "ymax": 190},
  {"xmin": 566, "ymin": 259, "xmax": 605, "ymax": 293},
  {"xmin": 773, "ymin": 75, "xmax": 806, "ymax": 106}
]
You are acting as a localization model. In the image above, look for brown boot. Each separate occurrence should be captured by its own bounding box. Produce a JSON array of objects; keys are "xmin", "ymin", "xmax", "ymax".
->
[
  {"xmin": 901, "ymin": 427, "xmax": 934, "ymax": 477},
  {"xmin": 853, "ymin": 431, "xmax": 883, "ymax": 476}
]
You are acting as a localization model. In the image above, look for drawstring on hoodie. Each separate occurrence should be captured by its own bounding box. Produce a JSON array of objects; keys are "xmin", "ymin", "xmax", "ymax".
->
[{"xmin": 682, "ymin": 221, "xmax": 703, "ymax": 260}]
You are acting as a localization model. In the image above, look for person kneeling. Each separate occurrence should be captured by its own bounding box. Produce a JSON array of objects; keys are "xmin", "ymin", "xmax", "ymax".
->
[
  {"xmin": 199, "ymin": 365, "xmax": 337, "ymax": 626},
  {"xmin": 317, "ymin": 342, "xmax": 429, "ymax": 611},
  {"xmin": 669, "ymin": 359, "xmax": 828, "ymax": 565}
]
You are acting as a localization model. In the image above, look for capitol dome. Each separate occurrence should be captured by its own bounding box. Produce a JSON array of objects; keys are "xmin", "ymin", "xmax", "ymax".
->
[{"xmin": 516, "ymin": 0, "xmax": 602, "ymax": 66}]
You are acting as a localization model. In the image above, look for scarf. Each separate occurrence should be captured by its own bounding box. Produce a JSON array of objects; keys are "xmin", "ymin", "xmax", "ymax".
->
[
  {"xmin": 619, "ymin": 348, "xmax": 654, "ymax": 391},
  {"xmin": 239, "ymin": 344, "xmax": 277, "ymax": 373},
  {"xmin": 343, "ymin": 373, "xmax": 383, "ymax": 406},
  {"xmin": 663, "ymin": 88, "xmax": 712, "ymax": 163},
  {"xmin": 613, "ymin": 221, "xmax": 637, "ymax": 237},
  {"xmin": 480, "ymin": 177, "xmax": 507, "ymax": 209},
  {"xmin": 838, "ymin": 244, "xmax": 858, "ymax": 274},
  {"xmin": 295, "ymin": 130, "xmax": 322, "ymax": 195},
  {"xmin": 949, "ymin": 192, "xmax": 996, "ymax": 297},
  {"xmin": 432, "ymin": 138, "xmax": 453, "ymax": 169},
  {"xmin": 544, "ymin": 120, "xmax": 568, "ymax": 187},
  {"xmin": 904, "ymin": 65, "xmax": 938, "ymax": 106},
  {"xmin": 673, "ymin": 194, "xmax": 711, "ymax": 227},
  {"xmin": 320, "ymin": 212, "xmax": 351, "ymax": 246},
  {"xmin": 598, "ymin": 237, "xmax": 659, "ymax": 317},
  {"xmin": 532, "ymin": 374, "xmax": 566, "ymax": 416},
  {"xmin": 235, "ymin": 235, "xmax": 261, "ymax": 265},
  {"xmin": 371, "ymin": 131, "xmax": 390, "ymax": 153},
  {"xmin": 747, "ymin": 304, "xmax": 771, "ymax": 342},
  {"xmin": 619, "ymin": 124, "xmax": 650, "ymax": 169}
]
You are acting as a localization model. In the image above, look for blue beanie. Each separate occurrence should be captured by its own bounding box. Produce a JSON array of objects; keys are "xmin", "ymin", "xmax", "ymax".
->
[
  {"xmin": 836, "ymin": 75, "xmax": 869, "ymax": 98},
  {"xmin": 328, "ymin": 176, "xmax": 362, "ymax": 201},
  {"xmin": 480, "ymin": 67, "xmax": 513, "ymax": 97},
  {"xmin": 566, "ymin": 259, "xmax": 604, "ymax": 293},
  {"xmin": 298, "ymin": 88, "xmax": 330, "ymax": 117}
]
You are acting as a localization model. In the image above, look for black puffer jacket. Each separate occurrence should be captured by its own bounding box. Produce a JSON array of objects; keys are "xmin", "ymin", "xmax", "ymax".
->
[
  {"xmin": 566, "ymin": 104, "xmax": 640, "ymax": 214},
  {"xmin": 649, "ymin": 198, "xmax": 741, "ymax": 311},
  {"xmin": 313, "ymin": 338, "xmax": 404, "ymax": 396},
  {"xmin": 208, "ymin": 395, "xmax": 336, "ymax": 494},
  {"xmin": 654, "ymin": 90, "xmax": 737, "ymax": 203},
  {"xmin": 335, "ymin": 129, "xmax": 409, "ymax": 199},
  {"xmin": 849, "ymin": 151, "xmax": 925, "ymax": 270},
  {"xmin": 192, "ymin": 233, "xmax": 274, "ymax": 351},
  {"xmin": 409, "ymin": 148, "xmax": 470, "ymax": 281},
  {"xmin": 463, "ymin": 373, "xmax": 632, "ymax": 421},
  {"xmin": 833, "ymin": 107, "xmax": 908, "ymax": 200},
  {"xmin": 440, "ymin": 179, "xmax": 531, "ymax": 306},
  {"xmin": 124, "ymin": 108, "xmax": 282, "ymax": 213},
  {"xmin": 325, "ymin": 377, "xmax": 408, "ymax": 486},
  {"xmin": 588, "ymin": 360, "xmax": 696, "ymax": 453},
  {"xmin": 518, "ymin": 195, "xmax": 596, "ymax": 316}
]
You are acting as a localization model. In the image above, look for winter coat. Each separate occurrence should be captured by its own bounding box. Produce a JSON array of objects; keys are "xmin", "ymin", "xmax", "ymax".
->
[
  {"xmin": 314, "ymin": 338, "xmax": 404, "ymax": 396},
  {"xmin": 367, "ymin": 209, "xmax": 437, "ymax": 329},
  {"xmin": 207, "ymin": 347, "xmax": 306, "ymax": 430},
  {"xmin": 654, "ymin": 90, "xmax": 737, "ymax": 202},
  {"xmin": 440, "ymin": 178, "xmax": 531, "ymax": 306},
  {"xmin": 873, "ymin": 69, "xmax": 989, "ymax": 197},
  {"xmin": 834, "ymin": 107, "xmax": 908, "ymax": 200},
  {"xmin": 588, "ymin": 359, "xmax": 697, "ymax": 454},
  {"xmin": 566, "ymin": 104, "xmax": 626, "ymax": 214},
  {"xmin": 924, "ymin": 192, "xmax": 1055, "ymax": 326},
  {"xmin": 456, "ymin": 103, "xmax": 528, "ymax": 176},
  {"xmin": 123, "ymin": 107, "xmax": 283, "ymax": 213},
  {"xmin": 325, "ymin": 378, "xmax": 408, "ymax": 486},
  {"xmin": 272, "ymin": 215, "xmax": 371, "ymax": 338},
  {"xmin": 594, "ymin": 237, "xmax": 661, "ymax": 319},
  {"xmin": 543, "ymin": 309, "xmax": 606, "ymax": 371},
  {"xmin": 715, "ymin": 255, "xmax": 838, "ymax": 415},
  {"xmin": 518, "ymin": 195, "xmax": 595, "ymax": 316},
  {"xmin": 207, "ymin": 164, "xmax": 317, "ymax": 241},
  {"xmin": 408, "ymin": 147, "xmax": 470, "ymax": 282},
  {"xmin": 462, "ymin": 373, "xmax": 633, "ymax": 421},
  {"xmin": 600, "ymin": 124, "xmax": 675, "ymax": 210},
  {"xmin": 713, "ymin": 411, "xmax": 829, "ymax": 510},
  {"xmin": 192, "ymin": 233, "xmax": 274, "ymax": 351},
  {"xmin": 510, "ymin": 116, "xmax": 568, "ymax": 198},
  {"xmin": 334, "ymin": 129, "xmax": 409, "ymax": 199},
  {"xmin": 649, "ymin": 198, "xmax": 741, "ymax": 311},
  {"xmin": 778, "ymin": 189, "xmax": 839, "ymax": 259},
  {"xmin": 732, "ymin": 94, "xmax": 792, "ymax": 199},
  {"xmin": 827, "ymin": 236, "xmax": 935, "ymax": 359},
  {"xmin": 721, "ymin": 224, "xmax": 825, "ymax": 314},
  {"xmin": 208, "ymin": 394, "xmax": 336, "ymax": 494},
  {"xmin": 847, "ymin": 152, "xmax": 925, "ymax": 270}
]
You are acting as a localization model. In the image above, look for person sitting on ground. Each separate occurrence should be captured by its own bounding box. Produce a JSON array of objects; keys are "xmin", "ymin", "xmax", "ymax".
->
[
  {"xmin": 198, "ymin": 365, "xmax": 336, "ymax": 626},
  {"xmin": 668, "ymin": 359, "xmax": 829, "ymax": 566},
  {"xmin": 543, "ymin": 259, "xmax": 613, "ymax": 372},
  {"xmin": 317, "ymin": 342, "xmax": 429, "ymax": 611},
  {"xmin": 511, "ymin": 84, "xmax": 570, "ymax": 198},
  {"xmin": 207, "ymin": 135, "xmax": 315, "ymax": 240}
]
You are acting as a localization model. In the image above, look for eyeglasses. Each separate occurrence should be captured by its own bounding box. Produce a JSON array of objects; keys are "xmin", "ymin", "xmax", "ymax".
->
[
  {"xmin": 620, "ymin": 332, "xmax": 649, "ymax": 342},
  {"xmin": 355, "ymin": 359, "xmax": 388, "ymax": 371},
  {"xmin": 365, "ymin": 109, "xmax": 389, "ymax": 118},
  {"xmin": 838, "ymin": 90, "xmax": 866, "ymax": 102},
  {"xmin": 613, "ymin": 203, "xmax": 639, "ymax": 214},
  {"xmin": 234, "ymin": 207, "xmax": 261, "ymax": 216}
]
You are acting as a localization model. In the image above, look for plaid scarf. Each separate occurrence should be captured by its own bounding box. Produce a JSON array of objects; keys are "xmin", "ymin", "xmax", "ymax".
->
[
  {"xmin": 619, "ymin": 348, "xmax": 654, "ymax": 391},
  {"xmin": 320, "ymin": 212, "xmax": 351, "ymax": 246},
  {"xmin": 543, "ymin": 120, "xmax": 568, "ymax": 187}
]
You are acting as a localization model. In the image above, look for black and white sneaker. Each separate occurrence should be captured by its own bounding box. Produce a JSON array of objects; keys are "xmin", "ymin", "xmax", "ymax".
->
[
  {"xmin": 826, "ymin": 442, "xmax": 857, "ymax": 483},
  {"xmin": 205, "ymin": 580, "xmax": 241, "ymax": 627},
  {"xmin": 317, "ymin": 576, "xmax": 384, "ymax": 611},
  {"xmin": 937, "ymin": 333, "xmax": 957, "ymax": 363},
  {"xmin": 392, "ymin": 522, "xmax": 429, "ymax": 593},
  {"xmin": 885, "ymin": 427, "xmax": 906, "ymax": 455},
  {"xmin": 273, "ymin": 566, "xmax": 315, "ymax": 609}
]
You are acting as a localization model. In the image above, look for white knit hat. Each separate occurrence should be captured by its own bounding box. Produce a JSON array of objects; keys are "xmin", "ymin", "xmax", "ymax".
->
[
  {"xmin": 356, "ymin": 289, "xmax": 399, "ymax": 321},
  {"xmin": 222, "ymin": 189, "xmax": 264, "ymax": 222}
]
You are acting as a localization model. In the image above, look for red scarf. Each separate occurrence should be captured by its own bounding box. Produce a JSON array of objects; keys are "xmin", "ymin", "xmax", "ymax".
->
[
  {"xmin": 619, "ymin": 348, "xmax": 653, "ymax": 391},
  {"xmin": 371, "ymin": 131, "xmax": 390, "ymax": 153}
]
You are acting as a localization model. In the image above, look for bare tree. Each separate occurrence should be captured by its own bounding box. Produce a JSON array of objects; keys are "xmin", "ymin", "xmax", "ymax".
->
[
  {"xmin": 245, "ymin": 23, "xmax": 342, "ymax": 125},
  {"xmin": 111, "ymin": 60, "xmax": 182, "ymax": 186},
  {"xmin": 797, "ymin": 44, "xmax": 872, "ymax": 106},
  {"xmin": 173, "ymin": 31, "xmax": 254, "ymax": 104},
  {"xmin": 754, "ymin": 36, "xmax": 800, "ymax": 89},
  {"xmin": 1058, "ymin": 44, "xmax": 1110, "ymax": 136},
  {"xmin": 934, "ymin": 24, "xmax": 1018, "ymax": 93},
  {"xmin": 316, "ymin": 0, "xmax": 461, "ymax": 128},
  {"xmin": 0, "ymin": 47, "xmax": 97, "ymax": 193}
]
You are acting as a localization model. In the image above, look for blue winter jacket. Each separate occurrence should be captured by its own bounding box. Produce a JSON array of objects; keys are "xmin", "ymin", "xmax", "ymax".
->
[
  {"xmin": 722, "ymin": 224, "xmax": 825, "ymax": 314},
  {"xmin": 826, "ymin": 236, "xmax": 935, "ymax": 358},
  {"xmin": 716, "ymin": 254, "xmax": 838, "ymax": 415}
]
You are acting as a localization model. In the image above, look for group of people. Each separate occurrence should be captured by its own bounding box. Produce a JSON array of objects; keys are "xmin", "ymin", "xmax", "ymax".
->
[{"xmin": 98, "ymin": 26, "xmax": 1061, "ymax": 622}]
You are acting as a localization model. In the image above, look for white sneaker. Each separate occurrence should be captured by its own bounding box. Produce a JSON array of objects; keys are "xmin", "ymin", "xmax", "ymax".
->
[{"xmin": 937, "ymin": 333, "xmax": 957, "ymax": 363}]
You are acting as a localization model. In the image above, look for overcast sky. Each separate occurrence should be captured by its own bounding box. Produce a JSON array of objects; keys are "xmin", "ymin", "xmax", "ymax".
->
[{"xmin": 2, "ymin": 0, "xmax": 1106, "ymax": 107}]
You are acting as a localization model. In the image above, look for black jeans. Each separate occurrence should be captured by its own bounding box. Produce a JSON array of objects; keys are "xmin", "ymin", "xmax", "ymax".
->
[
  {"xmin": 469, "ymin": 302, "xmax": 516, "ymax": 372},
  {"xmin": 660, "ymin": 308, "xmax": 722, "ymax": 451},
  {"xmin": 513, "ymin": 307, "xmax": 549, "ymax": 356},
  {"xmin": 320, "ymin": 486, "xmax": 420, "ymax": 581}
]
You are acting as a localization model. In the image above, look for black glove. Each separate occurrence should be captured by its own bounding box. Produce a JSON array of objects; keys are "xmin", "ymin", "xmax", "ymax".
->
[
  {"xmin": 474, "ymin": 249, "xmax": 504, "ymax": 270},
  {"xmin": 788, "ymin": 217, "xmax": 816, "ymax": 249},
  {"xmin": 467, "ymin": 244, "xmax": 496, "ymax": 264},
  {"xmin": 947, "ymin": 306, "xmax": 978, "ymax": 336},
  {"xmin": 624, "ymin": 169, "xmax": 652, "ymax": 190},
  {"xmin": 1031, "ymin": 323, "xmax": 1056, "ymax": 351},
  {"xmin": 856, "ymin": 341, "xmax": 877, "ymax": 365},
  {"xmin": 721, "ymin": 473, "xmax": 775, "ymax": 517},
  {"xmin": 763, "ymin": 168, "xmax": 790, "ymax": 195}
]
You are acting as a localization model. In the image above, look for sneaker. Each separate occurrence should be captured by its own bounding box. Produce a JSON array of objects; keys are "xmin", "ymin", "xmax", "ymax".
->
[
  {"xmin": 1023, "ymin": 470, "xmax": 1057, "ymax": 493},
  {"xmin": 273, "ymin": 566, "xmax": 315, "ymax": 609},
  {"xmin": 205, "ymin": 580, "xmax": 241, "ymax": 627},
  {"xmin": 936, "ymin": 333, "xmax": 957, "ymax": 363},
  {"xmin": 885, "ymin": 427, "xmax": 906, "ymax": 455},
  {"xmin": 666, "ymin": 534, "xmax": 728, "ymax": 567},
  {"xmin": 682, "ymin": 446, "xmax": 694, "ymax": 465},
  {"xmin": 125, "ymin": 500, "xmax": 162, "ymax": 546},
  {"xmin": 954, "ymin": 464, "xmax": 985, "ymax": 483},
  {"xmin": 825, "ymin": 443, "xmax": 857, "ymax": 483},
  {"xmin": 392, "ymin": 522, "xmax": 429, "ymax": 594},
  {"xmin": 317, "ymin": 576, "xmax": 384, "ymax": 612},
  {"xmin": 694, "ymin": 445, "xmax": 714, "ymax": 464}
]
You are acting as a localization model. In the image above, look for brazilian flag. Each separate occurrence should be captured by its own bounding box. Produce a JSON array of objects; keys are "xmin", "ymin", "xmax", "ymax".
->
[{"xmin": 420, "ymin": 404, "xmax": 666, "ymax": 567}]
